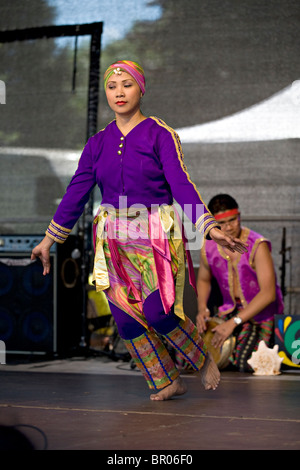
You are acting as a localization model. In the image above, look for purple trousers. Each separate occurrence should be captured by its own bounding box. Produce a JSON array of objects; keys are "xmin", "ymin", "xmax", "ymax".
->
[{"xmin": 108, "ymin": 289, "xmax": 180, "ymax": 340}]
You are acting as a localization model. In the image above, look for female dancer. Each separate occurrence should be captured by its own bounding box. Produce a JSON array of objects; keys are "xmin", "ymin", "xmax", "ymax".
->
[{"xmin": 31, "ymin": 60, "xmax": 247, "ymax": 400}]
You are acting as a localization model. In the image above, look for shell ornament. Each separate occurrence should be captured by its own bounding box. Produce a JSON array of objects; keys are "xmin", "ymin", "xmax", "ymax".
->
[{"xmin": 247, "ymin": 340, "xmax": 283, "ymax": 375}]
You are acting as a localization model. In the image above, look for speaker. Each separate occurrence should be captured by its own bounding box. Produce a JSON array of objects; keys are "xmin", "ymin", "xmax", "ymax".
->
[{"xmin": 0, "ymin": 235, "xmax": 83, "ymax": 355}]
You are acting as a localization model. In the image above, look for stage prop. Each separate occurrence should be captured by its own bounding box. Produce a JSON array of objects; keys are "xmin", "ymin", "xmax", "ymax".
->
[
  {"xmin": 274, "ymin": 314, "xmax": 300, "ymax": 369},
  {"xmin": 247, "ymin": 340, "xmax": 283, "ymax": 375},
  {"xmin": 0, "ymin": 23, "xmax": 103, "ymax": 354}
]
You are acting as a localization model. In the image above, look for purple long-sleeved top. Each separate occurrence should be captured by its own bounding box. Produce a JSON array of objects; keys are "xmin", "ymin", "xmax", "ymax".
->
[{"xmin": 46, "ymin": 117, "xmax": 217, "ymax": 243}]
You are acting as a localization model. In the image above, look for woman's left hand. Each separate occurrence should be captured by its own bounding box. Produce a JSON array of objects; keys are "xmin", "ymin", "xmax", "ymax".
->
[
  {"xmin": 211, "ymin": 321, "xmax": 235, "ymax": 349},
  {"xmin": 209, "ymin": 227, "xmax": 248, "ymax": 254}
]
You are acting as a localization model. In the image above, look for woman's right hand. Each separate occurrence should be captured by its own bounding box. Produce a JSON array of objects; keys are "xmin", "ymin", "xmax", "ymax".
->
[
  {"xmin": 31, "ymin": 236, "xmax": 54, "ymax": 275},
  {"xmin": 196, "ymin": 308, "xmax": 210, "ymax": 334}
]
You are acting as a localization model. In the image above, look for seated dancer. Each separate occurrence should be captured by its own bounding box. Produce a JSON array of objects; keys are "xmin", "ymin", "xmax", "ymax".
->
[
  {"xmin": 31, "ymin": 61, "xmax": 247, "ymax": 400},
  {"xmin": 196, "ymin": 194, "xmax": 284, "ymax": 372}
]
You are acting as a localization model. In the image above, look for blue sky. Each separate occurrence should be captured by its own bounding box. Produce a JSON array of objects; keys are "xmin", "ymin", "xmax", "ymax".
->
[{"xmin": 47, "ymin": 0, "xmax": 162, "ymax": 48}]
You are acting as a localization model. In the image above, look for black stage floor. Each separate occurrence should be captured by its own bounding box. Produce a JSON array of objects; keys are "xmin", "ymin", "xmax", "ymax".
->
[{"xmin": 0, "ymin": 356, "xmax": 299, "ymax": 452}]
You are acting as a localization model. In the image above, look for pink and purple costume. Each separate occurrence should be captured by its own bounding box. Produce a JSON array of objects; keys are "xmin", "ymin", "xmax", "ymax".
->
[
  {"xmin": 202, "ymin": 226, "xmax": 284, "ymax": 370},
  {"xmin": 46, "ymin": 116, "xmax": 218, "ymax": 389}
]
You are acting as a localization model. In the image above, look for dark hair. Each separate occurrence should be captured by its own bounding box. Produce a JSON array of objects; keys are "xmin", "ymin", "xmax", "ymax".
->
[{"xmin": 208, "ymin": 194, "xmax": 238, "ymax": 215}]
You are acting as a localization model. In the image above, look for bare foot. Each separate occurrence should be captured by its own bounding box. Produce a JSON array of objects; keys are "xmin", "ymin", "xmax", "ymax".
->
[
  {"xmin": 199, "ymin": 352, "xmax": 220, "ymax": 390},
  {"xmin": 150, "ymin": 376, "xmax": 187, "ymax": 401}
]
